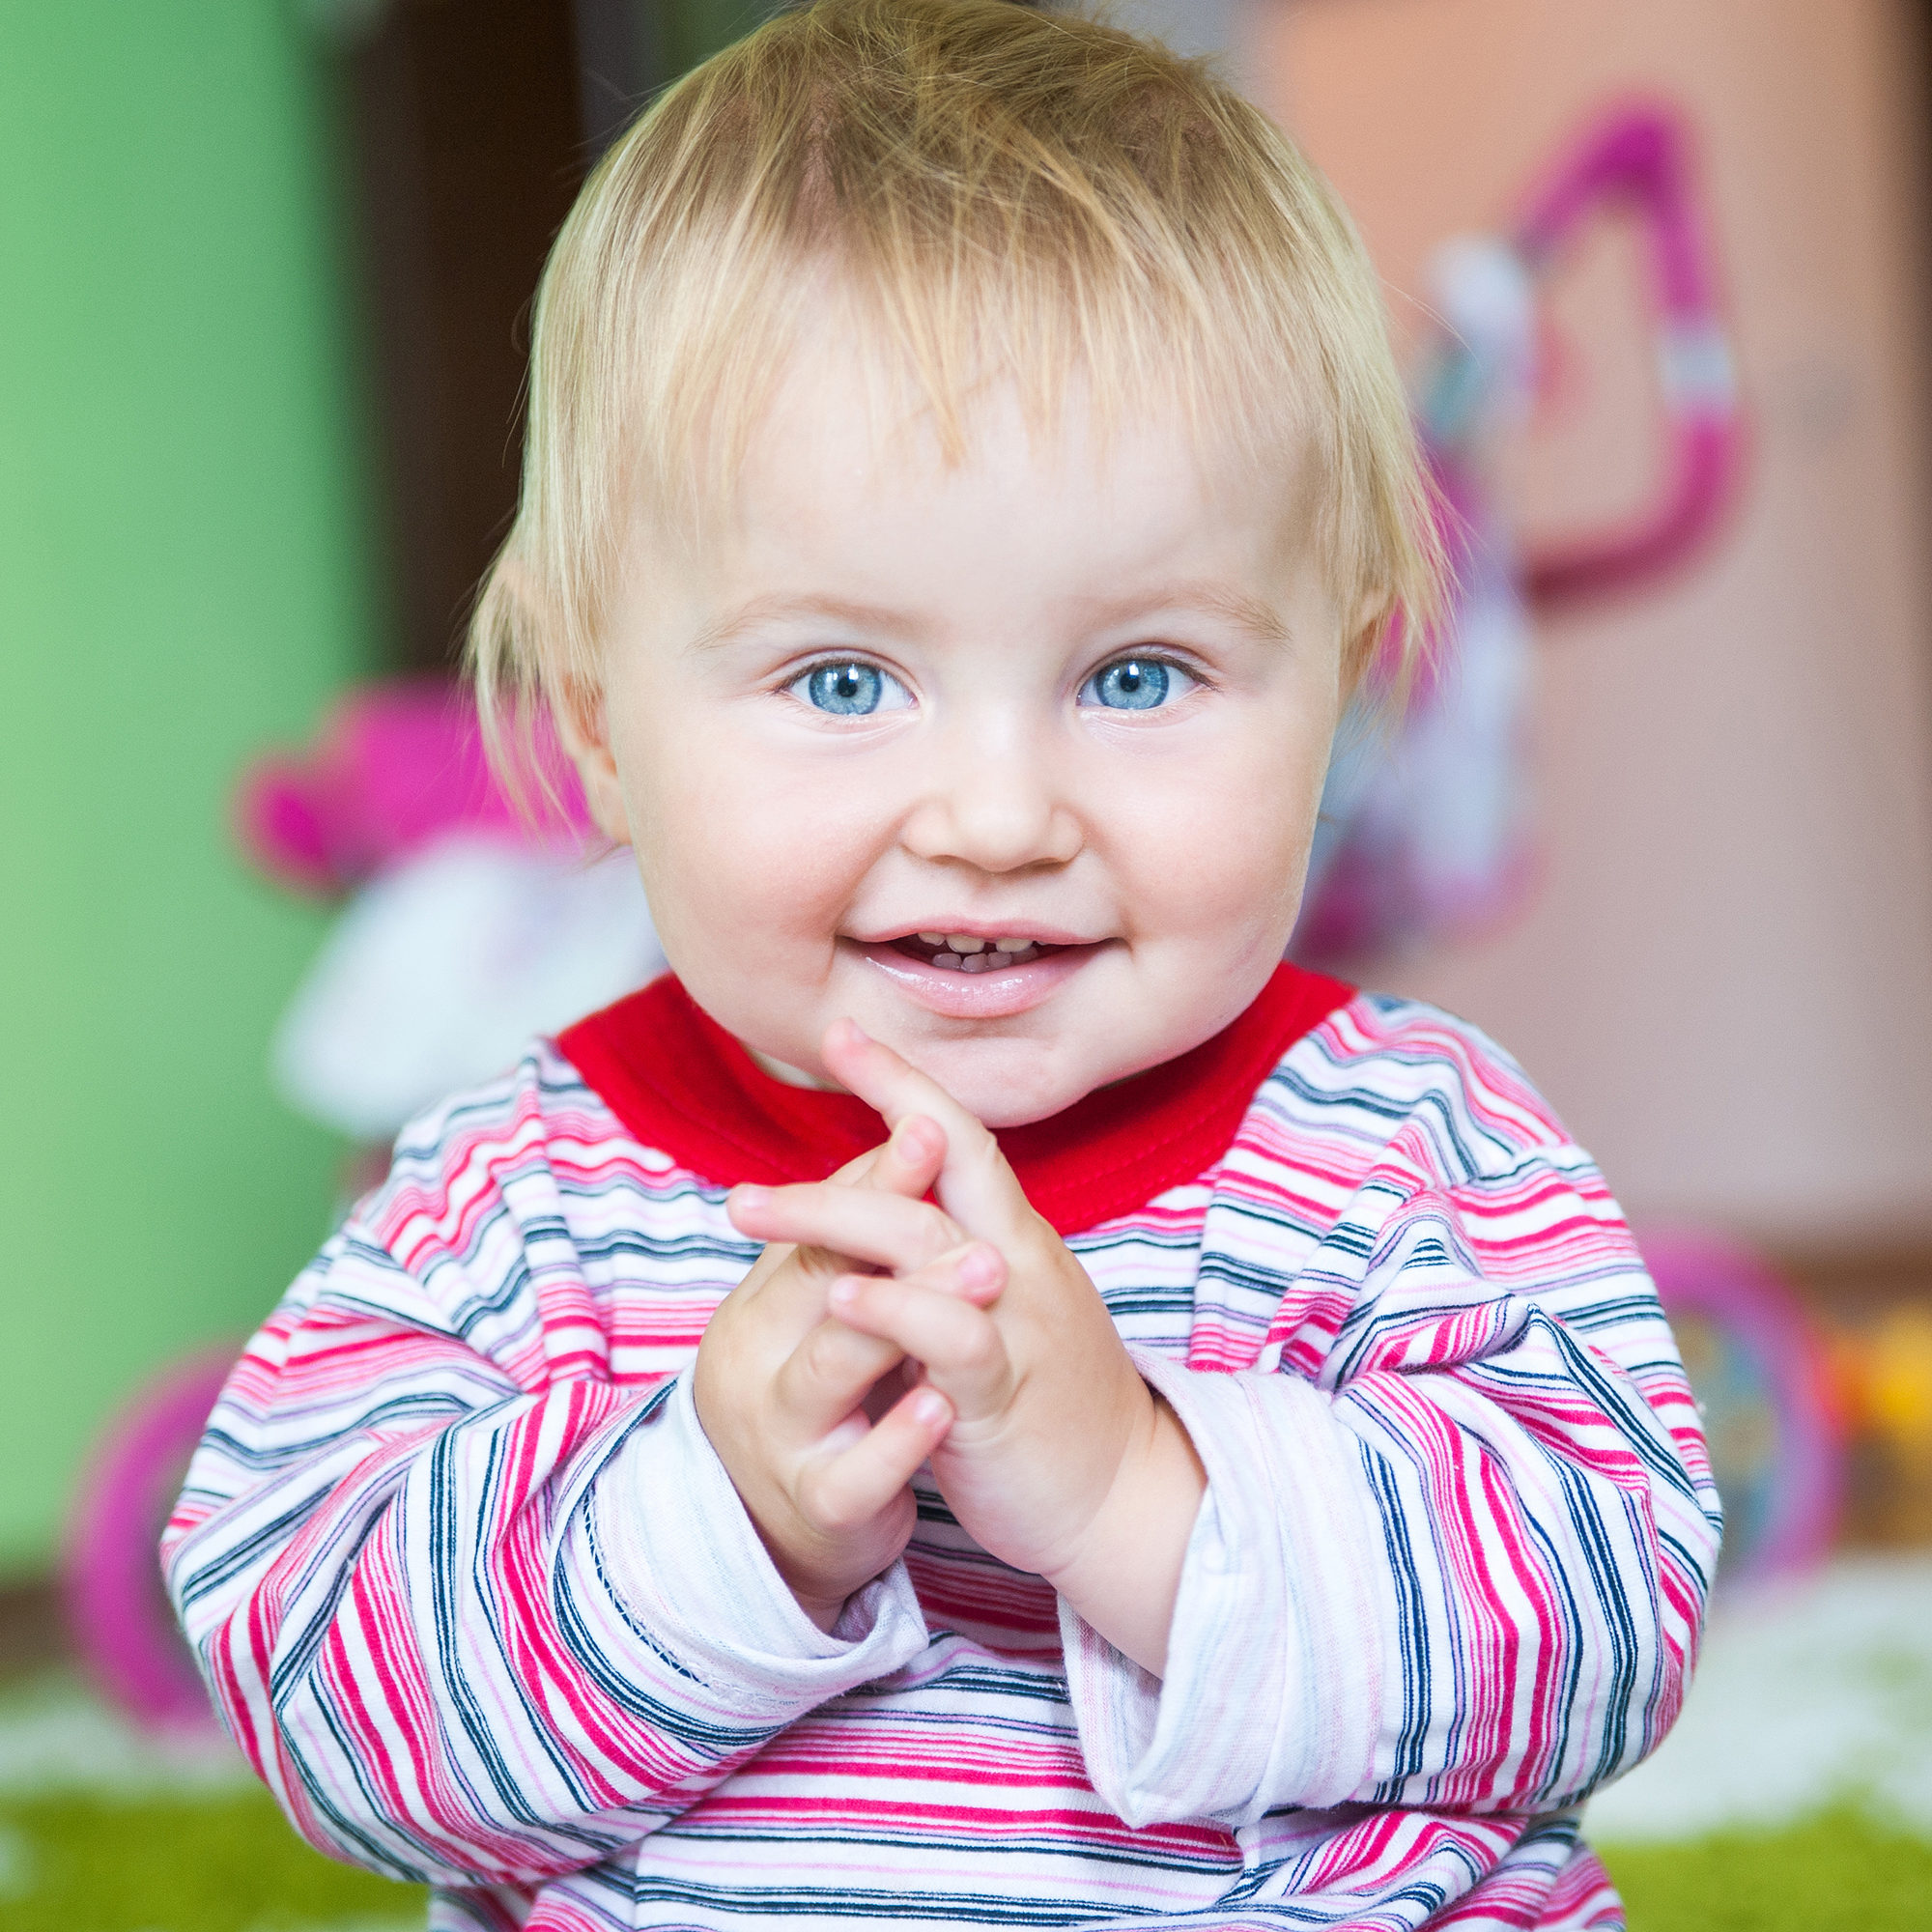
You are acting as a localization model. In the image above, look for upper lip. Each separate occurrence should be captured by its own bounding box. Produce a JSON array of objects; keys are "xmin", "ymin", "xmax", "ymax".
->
[{"xmin": 846, "ymin": 923, "xmax": 1102, "ymax": 949}]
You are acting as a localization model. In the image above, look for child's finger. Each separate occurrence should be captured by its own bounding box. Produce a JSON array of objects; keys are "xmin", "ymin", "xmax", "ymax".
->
[
  {"xmin": 819, "ymin": 1020, "xmax": 1023, "ymax": 1235},
  {"xmin": 825, "ymin": 1268, "xmax": 1013, "ymax": 1421},
  {"xmin": 771, "ymin": 1313, "xmax": 909, "ymax": 1441},
  {"xmin": 774, "ymin": 1240, "xmax": 1007, "ymax": 1437},
  {"xmin": 729, "ymin": 1179, "xmax": 964, "ymax": 1276},
  {"xmin": 797, "ymin": 1383, "xmax": 953, "ymax": 1534},
  {"xmin": 830, "ymin": 1113, "xmax": 947, "ymax": 1200}
]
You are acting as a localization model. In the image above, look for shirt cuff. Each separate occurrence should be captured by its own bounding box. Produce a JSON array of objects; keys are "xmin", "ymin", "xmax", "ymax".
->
[
  {"xmin": 1062, "ymin": 1350, "xmax": 1385, "ymax": 1827},
  {"xmin": 561, "ymin": 1372, "xmax": 930, "ymax": 1724}
]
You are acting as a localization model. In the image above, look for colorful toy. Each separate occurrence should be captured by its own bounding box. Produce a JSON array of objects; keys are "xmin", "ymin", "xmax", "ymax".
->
[
  {"xmin": 62, "ymin": 1350, "xmax": 238, "ymax": 1731},
  {"xmin": 236, "ymin": 683, "xmax": 665, "ymax": 1141},
  {"xmin": 1643, "ymin": 1233, "xmax": 1844, "ymax": 1590},
  {"xmin": 235, "ymin": 678, "xmax": 590, "ymax": 894},
  {"xmin": 1296, "ymin": 104, "xmax": 1744, "ymax": 963},
  {"xmin": 1824, "ymin": 1304, "xmax": 1932, "ymax": 1548}
]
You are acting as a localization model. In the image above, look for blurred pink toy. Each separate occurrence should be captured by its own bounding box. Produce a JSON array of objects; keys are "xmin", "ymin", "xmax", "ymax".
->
[
  {"xmin": 236, "ymin": 683, "xmax": 665, "ymax": 1142},
  {"xmin": 1643, "ymin": 1231, "xmax": 1844, "ymax": 1589},
  {"xmin": 1517, "ymin": 105, "xmax": 1742, "ymax": 605},
  {"xmin": 63, "ymin": 1350, "xmax": 238, "ymax": 1732},
  {"xmin": 1295, "ymin": 103, "xmax": 1746, "ymax": 965},
  {"xmin": 235, "ymin": 678, "xmax": 592, "ymax": 895}
]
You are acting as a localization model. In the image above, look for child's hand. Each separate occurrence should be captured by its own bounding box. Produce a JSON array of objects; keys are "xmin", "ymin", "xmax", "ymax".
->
[
  {"xmin": 731, "ymin": 1020, "xmax": 1207, "ymax": 1675},
  {"xmin": 694, "ymin": 1115, "xmax": 1002, "ymax": 1633}
]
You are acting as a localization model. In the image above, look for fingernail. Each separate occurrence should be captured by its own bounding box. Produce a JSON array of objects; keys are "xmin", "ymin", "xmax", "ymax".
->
[
  {"xmin": 957, "ymin": 1243, "xmax": 1002, "ymax": 1289},
  {"xmin": 731, "ymin": 1184, "xmax": 769, "ymax": 1211},
  {"xmin": 828, "ymin": 1277, "xmax": 859, "ymax": 1310},
  {"xmin": 911, "ymin": 1389, "xmax": 948, "ymax": 1427}
]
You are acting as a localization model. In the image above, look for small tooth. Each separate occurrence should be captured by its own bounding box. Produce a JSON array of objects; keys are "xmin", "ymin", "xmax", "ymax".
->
[
  {"xmin": 932, "ymin": 952, "xmax": 962, "ymax": 970},
  {"xmin": 918, "ymin": 931, "xmax": 947, "ymax": 947},
  {"xmin": 961, "ymin": 952, "xmax": 990, "ymax": 973},
  {"xmin": 947, "ymin": 934, "xmax": 985, "ymax": 953},
  {"xmin": 994, "ymin": 938, "xmax": 1032, "ymax": 953}
]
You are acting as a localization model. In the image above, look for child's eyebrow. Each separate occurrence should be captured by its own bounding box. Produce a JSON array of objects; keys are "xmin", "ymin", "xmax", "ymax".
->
[
  {"xmin": 1084, "ymin": 582, "xmax": 1293, "ymax": 646},
  {"xmin": 688, "ymin": 584, "xmax": 1290, "ymax": 653},
  {"xmin": 690, "ymin": 594, "xmax": 922, "ymax": 654}
]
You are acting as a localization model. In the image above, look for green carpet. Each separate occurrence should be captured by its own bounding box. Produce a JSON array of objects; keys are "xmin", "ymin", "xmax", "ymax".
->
[
  {"xmin": 3, "ymin": 1791, "xmax": 1932, "ymax": 1929},
  {"xmin": 1599, "ymin": 1810, "xmax": 1932, "ymax": 1930},
  {"xmin": 0, "ymin": 1789, "xmax": 425, "ymax": 1931}
]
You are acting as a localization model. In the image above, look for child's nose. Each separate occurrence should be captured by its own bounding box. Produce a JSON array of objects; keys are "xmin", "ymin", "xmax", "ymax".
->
[{"xmin": 897, "ymin": 724, "xmax": 1083, "ymax": 873}]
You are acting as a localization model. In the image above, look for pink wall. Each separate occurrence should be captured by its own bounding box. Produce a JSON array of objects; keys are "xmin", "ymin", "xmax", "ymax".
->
[{"xmin": 1253, "ymin": 0, "xmax": 1932, "ymax": 1246}]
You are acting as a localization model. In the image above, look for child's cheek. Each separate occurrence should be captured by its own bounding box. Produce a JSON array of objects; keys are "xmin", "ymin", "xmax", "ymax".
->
[
  {"xmin": 639, "ymin": 730, "xmax": 874, "ymax": 960},
  {"xmin": 1115, "ymin": 739, "xmax": 1325, "ymax": 947}
]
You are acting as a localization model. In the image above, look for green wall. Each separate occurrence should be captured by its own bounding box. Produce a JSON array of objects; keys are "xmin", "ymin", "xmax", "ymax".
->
[{"xmin": 0, "ymin": 7, "xmax": 371, "ymax": 1575}]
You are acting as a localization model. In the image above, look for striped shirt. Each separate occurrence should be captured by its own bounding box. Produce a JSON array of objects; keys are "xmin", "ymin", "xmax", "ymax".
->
[{"xmin": 164, "ymin": 968, "xmax": 1719, "ymax": 1931}]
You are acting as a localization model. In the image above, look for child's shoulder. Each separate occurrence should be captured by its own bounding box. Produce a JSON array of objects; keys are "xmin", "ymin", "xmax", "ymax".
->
[
  {"xmin": 383, "ymin": 1034, "xmax": 617, "ymax": 1173},
  {"xmin": 1259, "ymin": 986, "xmax": 1583, "ymax": 1186},
  {"xmin": 355, "ymin": 1037, "xmax": 713, "ymax": 1271}
]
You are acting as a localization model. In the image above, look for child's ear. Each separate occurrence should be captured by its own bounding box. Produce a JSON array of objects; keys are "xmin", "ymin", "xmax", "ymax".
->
[
  {"xmin": 1340, "ymin": 589, "xmax": 1392, "ymax": 699},
  {"xmin": 554, "ymin": 682, "xmax": 633, "ymax": 846}
]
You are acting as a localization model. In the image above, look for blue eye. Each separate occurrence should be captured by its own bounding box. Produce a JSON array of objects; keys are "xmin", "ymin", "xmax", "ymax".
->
[
  {"xmin": 793, "ymin": 661, "xmax": 909, "ymax": 716},
  {"xmin": 1082, "ymin": 658, "xmax": 1183, "ymax": 711}
]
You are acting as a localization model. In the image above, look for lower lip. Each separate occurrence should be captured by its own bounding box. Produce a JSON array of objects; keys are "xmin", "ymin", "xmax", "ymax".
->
[{"xmin": 851, "ymin": 941, "xmax": 1103, "ymax": 1018}]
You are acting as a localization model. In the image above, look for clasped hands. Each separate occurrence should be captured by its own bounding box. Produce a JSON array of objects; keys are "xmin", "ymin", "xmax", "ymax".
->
[{"xmin": 691, "ymin": 1019, "xmax": 1204, "ymax": 1675}]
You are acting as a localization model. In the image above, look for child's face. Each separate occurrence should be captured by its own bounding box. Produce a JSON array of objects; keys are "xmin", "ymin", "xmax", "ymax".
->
[{"xmin": 575, "ymin": 320, "xmax": 1351, "ymax": 1127}]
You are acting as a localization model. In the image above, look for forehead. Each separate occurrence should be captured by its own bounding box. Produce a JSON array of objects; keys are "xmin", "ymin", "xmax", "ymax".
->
[{"xmin": 648, "ymin": 285, "xmax": 1318, "ymax": 598}]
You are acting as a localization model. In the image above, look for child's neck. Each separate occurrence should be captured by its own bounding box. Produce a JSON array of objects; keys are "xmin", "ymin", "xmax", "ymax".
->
[{"xmin": 749, "ymin": 1047, "xmax": 846, "ymax": 1094}]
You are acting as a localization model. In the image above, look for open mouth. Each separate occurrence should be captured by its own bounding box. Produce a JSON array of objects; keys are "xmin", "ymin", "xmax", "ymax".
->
[
  {"xmin": 887, "ymin": 931, "xmax": 1062, "ymax": 974},
  {"xmin": 852, "ymin": 927, "xmax": 1099, "ymax": 1017}
]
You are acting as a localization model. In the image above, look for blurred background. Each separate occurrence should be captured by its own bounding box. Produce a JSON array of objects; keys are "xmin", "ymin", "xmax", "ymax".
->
[{"xmin": 4, "ymin": 1, "xmax": 1932, "ymax": 1926}]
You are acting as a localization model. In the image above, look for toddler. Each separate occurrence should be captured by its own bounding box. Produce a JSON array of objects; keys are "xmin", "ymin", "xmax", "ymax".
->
[{"xmin": 165, "ymin": 3, "xmax": 1720, "ymax": 1927}]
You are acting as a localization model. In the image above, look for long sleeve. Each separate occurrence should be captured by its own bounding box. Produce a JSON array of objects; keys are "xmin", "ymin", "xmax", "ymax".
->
[
  {"xmin": 1065, "ymin": 1121, "xmax": 1720, "ymax": 1832},
  {"xmin": 161, "ymin": 1065, "xmax": 928, "ymax": 1889}
]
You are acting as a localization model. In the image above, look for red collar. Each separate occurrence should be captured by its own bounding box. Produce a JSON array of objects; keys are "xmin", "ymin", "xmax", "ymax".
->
[{"xmin": 556, "ymin": 963, "xmax": 1352, "ymax": 1236}]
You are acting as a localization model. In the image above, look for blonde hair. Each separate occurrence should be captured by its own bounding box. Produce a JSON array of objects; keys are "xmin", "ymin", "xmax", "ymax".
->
[{"xmin": 469, "ymin": 0, "xmax": 1440, "ymax": 758}]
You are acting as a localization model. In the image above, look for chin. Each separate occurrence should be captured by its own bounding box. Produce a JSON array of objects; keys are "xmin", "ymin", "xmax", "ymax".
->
[
  {"xmin": 897, "ymin": 1036, "xmax": 1094, "ymax": 1128},
  {"xmin": 972, "ymin": 1091, "xmax": 1077, "ymax": 1130}
]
